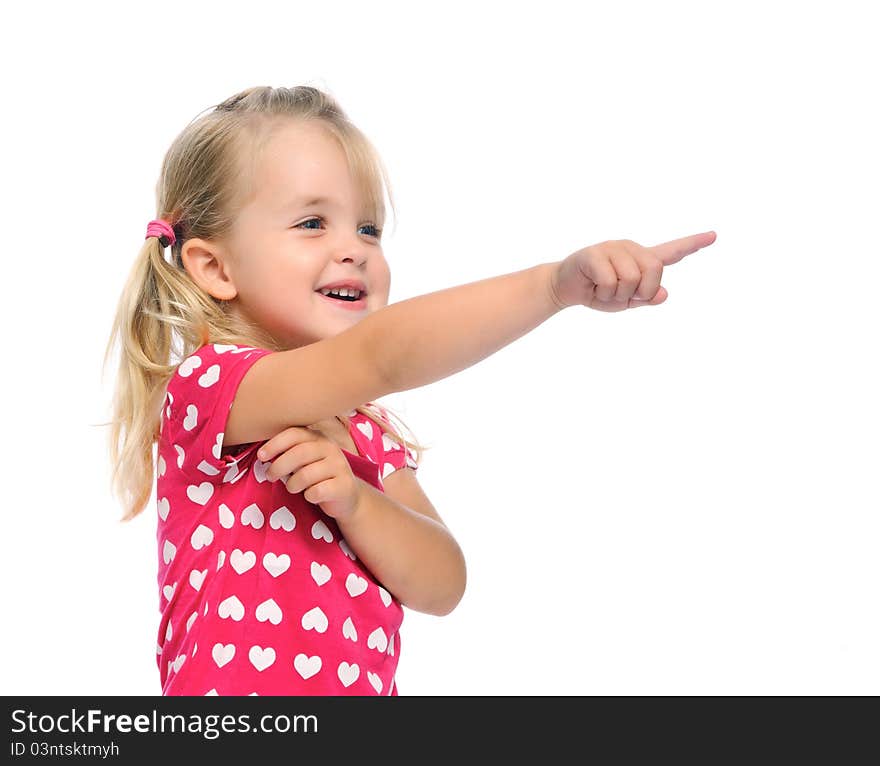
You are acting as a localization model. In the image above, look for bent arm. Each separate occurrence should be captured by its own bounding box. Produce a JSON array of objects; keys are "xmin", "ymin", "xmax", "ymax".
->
[{"xmin": 336, "ymin": 479, "xmax": 467, "ymax": 616}]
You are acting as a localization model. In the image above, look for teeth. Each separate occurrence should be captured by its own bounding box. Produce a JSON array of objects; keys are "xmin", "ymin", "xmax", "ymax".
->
[{"xmin": 320, "ymin": 287, "xmax": 362, "ymax": 299}]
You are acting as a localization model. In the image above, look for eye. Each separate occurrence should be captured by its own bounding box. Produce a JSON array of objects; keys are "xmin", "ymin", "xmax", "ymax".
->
[
  {"xmin": 361, "ymin": 223, "xmax": 383, "ymax": 239},
  {"xmin": 297, "ymin": 217, "xmax": 323, "ymax": 231},
  {"xmin": 295, "ymin": 217, "xmax": 382, "ymax": 239}
]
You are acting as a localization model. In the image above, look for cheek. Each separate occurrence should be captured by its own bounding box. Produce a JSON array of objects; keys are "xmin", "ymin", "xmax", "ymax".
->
[{"xmin": 373, "ymin": 264, "xmax": 392, "ymax": 297}]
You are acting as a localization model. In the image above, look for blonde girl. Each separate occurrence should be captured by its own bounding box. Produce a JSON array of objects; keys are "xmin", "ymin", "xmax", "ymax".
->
[{"xmin": 104, "ymin": 84, "xmax": 715, "ymax": 696}]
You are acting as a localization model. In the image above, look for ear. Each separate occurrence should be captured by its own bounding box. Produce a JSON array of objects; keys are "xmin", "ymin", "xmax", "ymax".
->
[{"xmin": 180, "ymin": 238, "xmax": 238, "ymax": 301}]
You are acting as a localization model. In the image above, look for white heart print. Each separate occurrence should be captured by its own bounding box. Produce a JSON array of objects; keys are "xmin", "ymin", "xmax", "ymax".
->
[
  {"xmin": 224, "ymin": 463, "xmax": 247, "ymax": 484},
  {"xmin": 186, "ymin": 611, "xmax": 198, "ymax": 633},
  {"xmin": 240, "ymin": 504, "xmax": 265, "ymax": 529},
  {"xmin": 367, "ymin": 627, "xmax": 388, "ymax": 652},
  {"xmin": 345, "ymin": 573, "xmax": 368, "ymax": 598},
  {"xmin": 310, "ymin": 562, "xmax": 331, "ymax": 586},
  {"xmin": 378, "ymin": 586, "xmax": 392, "ymax": 607},
  {"xmin": 198, "ymin": 460, "xmax": 220, "ymax": 476},
  {"xmin": 217, "ymin": 550, "xmax": 226, "ymax": 570},
  {"xmin": 367, "ymin": 672, "xmax": 383, "ymax": 694},
  {"xmin": 342, "ymin": 617, "xmax": 358, "ymax": 642},
  {"xmin": 249, "ymin": 645, "xmax": 276, "ymax": 672},
  {"xmin": 230, "ymin": 549, "xmax": 256, "ymax": 574},
  {"xmin": 212, "ymin": 643, "xmax": 235, "ymax": 668},
  {"xmin": 187, "ymin": 482, "xmax": 214, "ymax": 506},
  {"xmin": 162, "ymin": 540, "xmax": 176, "ymax": 565},
  {"xmin": 157, "ymin": 498, "xmax": 170, "ymax": 522},
  {"xmin": 218, "ymin": 595, "xmax": 245, "ymax": 621},
  {"xmin": 263, "ymin": 552, "xmax": 291, "ymax": 578},
  {"xmin": 212, "ymin": 433, "xmax": 223, "ymax": 460},
  {"xmin": 311, "ymin": 520, "xmax": 333, "ymax": 543},
  {"xmin": 301, "ymin": 606, "xmax": 329, "ymax": 633},
  {"xmin": 269, "ymin": 506, "xmax": 296, "ymax": 531},
  {"xmin": 337, "ymin": 662, "xmax": 360, "ymax": 688},
  {"xmin": 339, "ymin": 539, "xmax": 356, "ymax": 560},
  {"xmin": 218, "ymin": 504, "xmax": 234, "ymax": 529},
  {"xmin": 294, "ymin": 654, "xmax": 322, "ymax": 680},
  {"xmin": 255, "ymin": 598, "xmax": 283, "ymax": 625},
  {"xmin": 189, "ymin": 568, "xmax": 207, "ymax": 591},
  {"xmin": 356, "ymin": 421, "xmax": 373, "ymax": 440},
  {"xmin": 178, "ymin": 355, "xmax": 202, "ymax": 377},
  {"xmin": 198, "ymin": 364, "xmax": 220, "ymax": 388},
  {"xmin": 162, "ymin": 582, "xmax": 177, "ymax": 601},
  {"xmin": 253, "ymin": 459, "xmax": 270, "ymax": 483},
  {"xmin": 190, "ymin": 524, "xmax": 214, "ymax": 549},
  {"xmin": 174, "ymin": 445, "xmax": 185, "ymax": 469},
  {"xmin": 183, "ymin": 404, "xmax": 199, "ymax": 432}
]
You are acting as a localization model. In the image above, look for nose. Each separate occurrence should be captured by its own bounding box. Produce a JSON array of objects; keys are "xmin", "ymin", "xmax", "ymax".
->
[{"xmin": 336, "ymin": 237, "xmax": 370, "ymax": 267}]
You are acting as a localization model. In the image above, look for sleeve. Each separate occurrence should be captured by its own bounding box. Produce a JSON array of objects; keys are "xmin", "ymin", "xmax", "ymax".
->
[
  {"xmin": 161, "ymin": 343, "xmax": 274, "ymax": 481},
  {"xmin": 368, "ymin": 403, "xmax": 419, "ymax": 481}
]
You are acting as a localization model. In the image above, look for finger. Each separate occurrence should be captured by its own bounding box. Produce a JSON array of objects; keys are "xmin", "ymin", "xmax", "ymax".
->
[
  {"xmin": 650, "ymin": 230, "xmax": 717, "ymax": 266},
  {"xmin": 589, "ymin": 249, "xmax": 620, "ymax": 303},
  {"xmin": 287, "ymin": 461, "xmax": 333, "ymax": 497},
  {"xmin": 628, "ymin": 244, "xmax": 664, "ymax": 301},
  {"xmin": 257, "ymin": 426, "xmax": 318, "ymax": 462},
  {"xmin": 303, "ymin": 477, "xmax": 338, "ymax": 506},
  {"xmin": 592, "ymin": 284, "xmax": 669, "ymax": 312},
  {"xmin": 611, "ymin": 243, "xmax": 644, "ymax": 303},
  {"xmin": 265, "ymin": 440, "xmax": 326, "ymax": 482}
]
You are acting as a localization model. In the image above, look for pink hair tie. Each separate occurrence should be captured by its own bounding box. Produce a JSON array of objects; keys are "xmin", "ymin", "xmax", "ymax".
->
[{"xmin": 146, "ymin": 219, "xmax": 176, "ymax": 247}]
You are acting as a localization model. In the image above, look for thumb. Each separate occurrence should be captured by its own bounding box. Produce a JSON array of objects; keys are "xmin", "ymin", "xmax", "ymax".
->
[{"xmin": 631, "ymin": 285, "xmax": 668, "ymax": 307}]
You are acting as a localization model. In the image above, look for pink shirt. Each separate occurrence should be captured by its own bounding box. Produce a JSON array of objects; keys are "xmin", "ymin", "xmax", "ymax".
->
[{"xmin": 154, "ymin": 343, "xmax": 417, "ymax": 695}]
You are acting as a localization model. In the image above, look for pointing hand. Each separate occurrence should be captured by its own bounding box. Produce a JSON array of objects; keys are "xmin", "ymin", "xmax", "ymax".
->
[{"xmin": 549, "ymin": 231, "xmax": 717, "ymax": 312}]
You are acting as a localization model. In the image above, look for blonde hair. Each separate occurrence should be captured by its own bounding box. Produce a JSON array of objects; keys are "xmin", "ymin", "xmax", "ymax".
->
[{"xmin": 101, "ymin": 84, "xmax": 429, "ymax": 522}]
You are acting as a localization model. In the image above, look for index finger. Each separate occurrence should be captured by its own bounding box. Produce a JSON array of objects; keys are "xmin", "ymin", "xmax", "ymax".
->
[
  {"xmin": 650, "ymin": 230, "xmax": 717, "ymax": 266},
  {"xmin": 257, "ymin": 426, "xmax": 319, "ymax": 461}
]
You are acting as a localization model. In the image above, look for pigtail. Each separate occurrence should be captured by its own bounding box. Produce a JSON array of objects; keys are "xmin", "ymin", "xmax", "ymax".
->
[{"xmin": 102, "ymin": 236, "xmax": 180, "ymax": 522}]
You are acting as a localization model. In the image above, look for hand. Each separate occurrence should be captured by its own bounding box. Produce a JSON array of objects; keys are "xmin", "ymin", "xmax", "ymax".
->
[
  {"xmin": 549, "ymin": 231, "xmax": 717, "ymax": 312},
  {"xmin": 257, "ymin": 426, "xmax": 362, "ymax": 521}
]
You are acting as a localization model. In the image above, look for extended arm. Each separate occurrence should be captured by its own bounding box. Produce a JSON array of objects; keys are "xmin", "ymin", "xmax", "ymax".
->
[{"xmin": 365, "ymin": 261, "xmax": 563, "ymax": 392}]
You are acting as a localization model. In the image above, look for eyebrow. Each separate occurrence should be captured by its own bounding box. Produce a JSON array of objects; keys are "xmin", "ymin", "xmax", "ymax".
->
[
  {"xmin": 298, "ymin": 196, "xmax": 334, "ymax": 208},
  {"xmin": 276, "ymin": 196, "xmax": 337, "ymax": 217},
  {"xmin": 283, "ymin": 196, "xmax": 377, "ymax": 219}
]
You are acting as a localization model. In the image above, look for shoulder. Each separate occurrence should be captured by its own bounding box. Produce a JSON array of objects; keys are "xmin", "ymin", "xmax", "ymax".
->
[
  {"xmin": 172, "ymin": 343, "xmax": 268, "ymax": 379},
  {"xmin": 165, "ymin": 344, "xmax": 271, "ymax": 405}
]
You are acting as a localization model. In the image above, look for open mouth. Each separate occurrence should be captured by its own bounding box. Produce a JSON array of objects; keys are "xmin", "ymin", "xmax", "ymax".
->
[
  {"xmin": 317, "ymin": 287, "xmax": 364, "ymax": 302},
  {"xmin": 315, "ymin": 289, "xmax": 368, "ymax": 310}
]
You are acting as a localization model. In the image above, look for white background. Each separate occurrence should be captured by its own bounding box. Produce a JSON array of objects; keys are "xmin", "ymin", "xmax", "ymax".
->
[{"xmin": 2, "ymin": 0, "xmax": 877, "ymax": 696}]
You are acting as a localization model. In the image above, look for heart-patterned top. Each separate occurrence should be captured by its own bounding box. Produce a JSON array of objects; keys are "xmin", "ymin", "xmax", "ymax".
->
[{"xmin": 155, "ymin": 343, "xmax": 417, "ymax": 696}]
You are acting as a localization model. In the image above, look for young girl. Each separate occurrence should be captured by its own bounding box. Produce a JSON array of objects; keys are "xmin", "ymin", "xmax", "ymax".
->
[{"xmin": 104, "ymin": 85, "xmax": 716, "ymax": 696}]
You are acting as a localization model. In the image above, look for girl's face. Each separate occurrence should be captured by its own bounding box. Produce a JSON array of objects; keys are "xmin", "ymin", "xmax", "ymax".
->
[{"xmin": 222, "ymin": 120, "xmax": 391, "ymax": 349}]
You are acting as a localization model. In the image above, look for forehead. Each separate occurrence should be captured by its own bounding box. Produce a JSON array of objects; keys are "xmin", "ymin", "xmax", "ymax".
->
[{"xmin": 253, "ymin": 121, "xmax": 352, "ymax": 204}]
